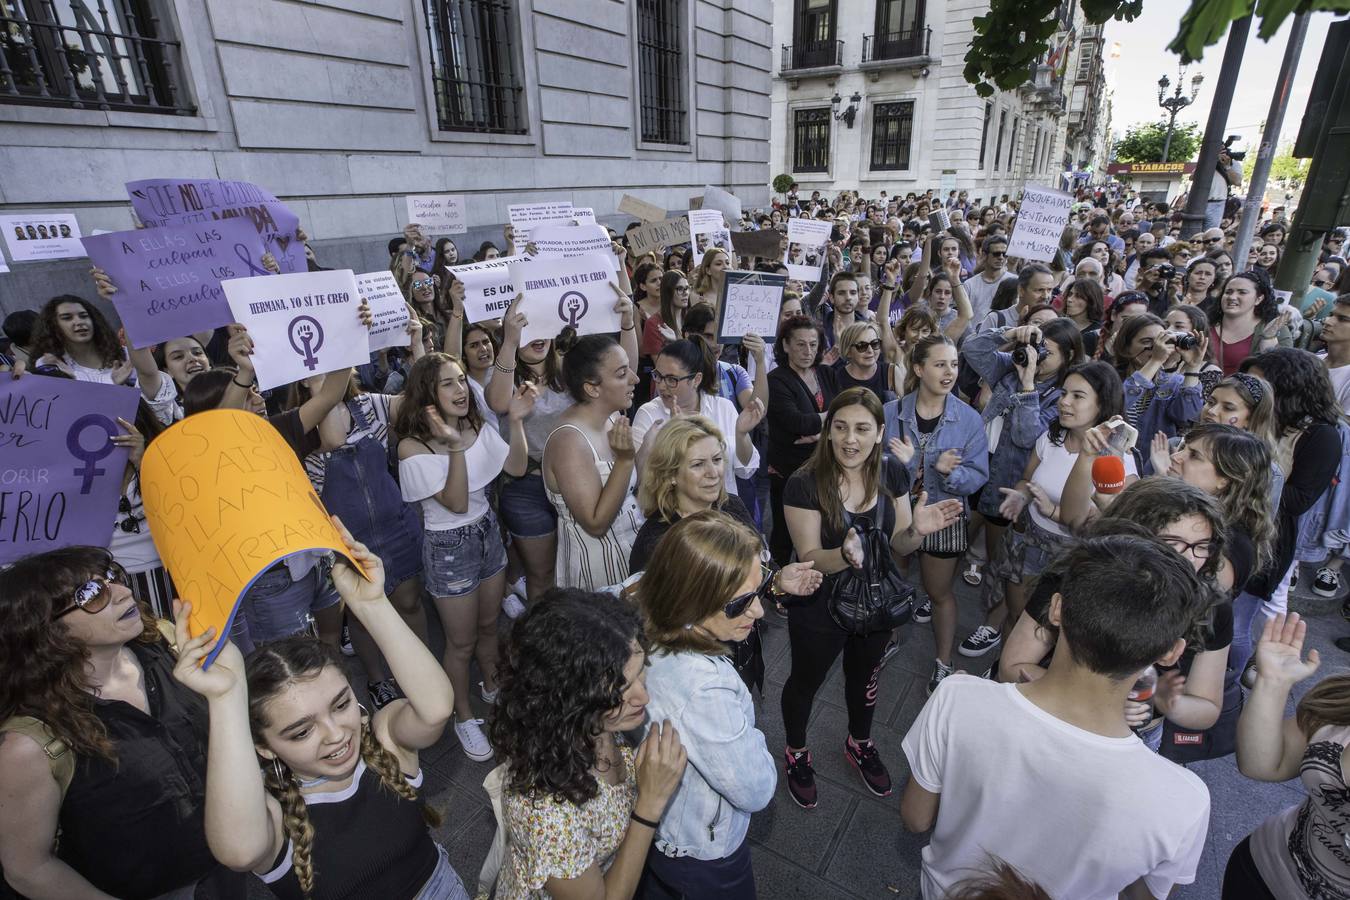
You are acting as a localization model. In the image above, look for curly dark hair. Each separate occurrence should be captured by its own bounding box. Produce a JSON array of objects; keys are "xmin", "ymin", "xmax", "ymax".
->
[
  {"xmin": 30, "ymin": 295, "xmax": 123, "ymax": 369},
  {"xmin": 490, "ymin": 588, "xmax": 648, "ymax": 806},
  {"xmin": 1241, "ymin": 347, "xmax": 1342, "ymax": 432},
  {"xmin": 0, "ymin": 547, "xmax": 160, "ymax": 761}
]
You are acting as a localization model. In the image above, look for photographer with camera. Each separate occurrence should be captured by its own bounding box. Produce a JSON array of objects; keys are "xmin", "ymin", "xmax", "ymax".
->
[
  {"xmin": 1111, "ymin": 314, "xmax": 1207, "ymax": 473},
  {"xmin": 1207, "ymin": 142, "xmax": 1244, "ymax": 231},
  {"xmin": 1135, "ymin": 247, "xmax": 1181, "ymax": 318}
]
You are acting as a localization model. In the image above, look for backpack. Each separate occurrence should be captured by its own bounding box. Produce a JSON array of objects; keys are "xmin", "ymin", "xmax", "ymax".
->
[{"xmin": 825, "ymin": 502, "xmax": 917, "ymax": 635}]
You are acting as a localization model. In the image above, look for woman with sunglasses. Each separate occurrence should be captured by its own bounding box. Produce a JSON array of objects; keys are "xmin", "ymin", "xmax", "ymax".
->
[
  {"xmin": 830, "ymin": 320, "xmax": 897, "ymax": 401},
  {"xmin": 0, "ymin": 548, "xmax": 243, "ymax": 900}
]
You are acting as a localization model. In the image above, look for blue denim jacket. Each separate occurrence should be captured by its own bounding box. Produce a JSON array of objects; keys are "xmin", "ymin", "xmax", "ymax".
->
[
  {"xmin": 883, "ymin": 392, "xmax": 989, "ymax": 510},
  {"xmin": 643, "ymin": 650, "xmax": 776, "ymax": 860},
  {"xmin": 1296, "ymin": 421, "xmax": 1350, "ymax": 562},
  {"xmin": 1123, "ymin": 370, "xmax": 1203, "ymax": 474},
  {"xmin": 963, "ymin": 328, "xmax": 1062, "ymax": 517}
]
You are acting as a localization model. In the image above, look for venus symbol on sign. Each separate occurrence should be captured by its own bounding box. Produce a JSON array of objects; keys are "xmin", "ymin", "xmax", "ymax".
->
[
  {"xmin": 559, "ymin": 291, "xmax": 589, "ymax": 328},
  {"xmin": 288, "ymin": 315, "xmax": 325, "ymax": 371},
  {"xmin": 66, "ymin": 414, "xmax": 118, "ymax": 494}
]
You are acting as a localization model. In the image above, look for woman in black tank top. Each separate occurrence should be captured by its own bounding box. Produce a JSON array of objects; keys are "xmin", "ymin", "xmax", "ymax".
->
[{"xmin": 172, "ymin": 520, "xmax": 469, "ymax": 900}]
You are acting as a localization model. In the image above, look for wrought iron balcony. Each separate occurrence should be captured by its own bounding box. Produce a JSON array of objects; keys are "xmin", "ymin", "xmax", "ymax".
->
[
  {"xmin": 861, "ymin": 27, "xmax": 931, "ymax": 65},
  {"xmin": 780, "ymin": 40, "xmax": 843, "ymax": 74}
]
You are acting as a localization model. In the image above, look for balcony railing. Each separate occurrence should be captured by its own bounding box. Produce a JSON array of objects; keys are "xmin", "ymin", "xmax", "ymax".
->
[
  {"xmin": 862, "ymin": 27, "xmax": 931, "ymax": 63},
  {"xmin": 781, "ymin": 40, "xmax": 843, "ymax": 73}
]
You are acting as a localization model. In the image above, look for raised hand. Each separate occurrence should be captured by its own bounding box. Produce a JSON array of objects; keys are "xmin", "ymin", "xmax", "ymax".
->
[
  {"xmin": 777, "ymin": 561, "xmax": 823, "ymax": 596},
  {"xmin": 508, "ymin": 382, "xmax": 539, "ymax": 421},
  {"xmin": 609, "ymin": 415, "xmax": 636, "ymax": 461},
  {"xmin": 735, "ymin": 398, "xmax": 765, "ymax": 435},
  {"xmin": 357, "ymin": 300, "xmax": 373, "ymax": 329},
  {"xmin": 170, "ymin": 600, "xmax": 245, "ymax": 695},
  {"xmin": 90, "ymin": 266, "xmax": 117, "ymax": 300},
  {"xmin": 328, "ymin": 515, "xmax": 385, "ymax": 607},
  {"xmin": 935, "ymin": 448, "xmax": 963, "ymax": 475},
  {"xmin": 913, "ymin": 491, "xmax": 962, "ymax": 536},
  {"xmin": 1253, "ymin": 612, "xmax": 1321, "ymax": 687},
  {"xmin": 503, "ymin": 296, "xmax": 527, "ymax": 345},
  {"xmin": 424, "ymin": 405, "xmax": 467, "ymax": 449},
  {"xmin": 1026, "ymin": 482, "xmax": 1054, "ymax": 517},
  {"xmin": 226, "ymin": 324, "xmax": 255, "ymax": 370},
  {"xmin": 114, "ymin": 416, "xmax": 146, "ymax": 468},
  {"xmin": 741, "ymin": 332, "xmax": 766, "ymax": 359},
  {"xmin": 888, "ymin": 435, "xmax": 915, "ymax": 464},
  {"xmin": 261, "ymin": 251, "xmax": 280, "ymax": 275},
  {"xmin": 1179, "ymin": 331, "xmax": 1208, "ymax": 371},
  {"xmin": 1150, "ymin": 432, "xmax": 1172, "ymax": 477},
  {"xmin": 998, "ymin": 486, "xmax": 1029, "ymax": 520}
]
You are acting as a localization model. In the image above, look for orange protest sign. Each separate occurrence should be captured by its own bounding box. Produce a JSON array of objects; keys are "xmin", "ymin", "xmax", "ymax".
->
[{"xmin": 141, "ymin": 409, "xmax": 366, "ymax": 664}]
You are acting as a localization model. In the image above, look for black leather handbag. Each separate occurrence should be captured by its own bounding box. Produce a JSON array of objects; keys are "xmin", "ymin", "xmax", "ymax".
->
[{"xmin": 826, "ymin": 502, "xmax": 917, "ymax": 635}]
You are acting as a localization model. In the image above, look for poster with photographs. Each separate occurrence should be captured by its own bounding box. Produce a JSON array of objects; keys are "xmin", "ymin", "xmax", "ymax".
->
[
  {"xmin": 1, "ymin": 214, "xmax": 85, "ymax": 262},
  {"xmin": 688, "ymin": 209, "xmax": 732, "ymax": 259},
  {"xmin": 783, "ymin": 218, "xmax": 832, "ymax": 282}
]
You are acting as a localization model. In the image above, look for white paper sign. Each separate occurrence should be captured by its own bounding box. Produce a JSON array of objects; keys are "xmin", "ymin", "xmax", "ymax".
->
[
  {"xmin": 454, "ymin": 254, "xmax": 527, "ymax": 323},
  {"xmin": 783, "ymin": 218, "xmax": 832, "ymax": 282},
  {"xmin": 531, "ymin": 223, "xmax": 620, "ymax": 273},
  {"xmin": 222, "ymin": 269, "xmax": 370, "ymax": 391},
  {"xmin": 1, "ymin": 214, "xmax": 86, "ymax": 262},
  {"xmin": 354, "ymin": 270, "xmax": 411, "ymax": 353},
  {"xmin": 718, "ymin": 271, "xmax": 786, "ymax": 344},
  {"xmin": 406, "ymin": 194, "xmax": 466, "ymax": 235},
  {"xmin": 571, "ymin": 208, "xmax": 596, "ymax": 225},
  {"xmin": 689, "ymin": 209, "xmax": 732, "ymax": 258},
  {"xmin": 509, "ymin": 202, "xmax": 575, "ymax": 243},
  {"xmin": 509, "ymin": 253, "xmax": 619, "ymax": 343},
  {"xmin": 1006, "ymin": 185, "xmax": 1074, "ymax": 263},
  {"xmin": 701, "ymin": 185, "xmax": 743, "ymax": 229}
]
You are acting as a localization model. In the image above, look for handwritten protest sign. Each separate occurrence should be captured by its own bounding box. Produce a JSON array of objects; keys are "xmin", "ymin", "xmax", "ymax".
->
[
  {"xmin": 729, "ymin": 229, "xmax": 784, "ymax": 260},
  {"xmin": 354, "ymin": 271, "xmax": 411, "ymax": 353},
  {"xmin": 626, "ymin": 217, "xmax": 689, "ymax": 258},
  {"xmin": 82, "ymin": 218, "xmax": 266, "ymax": 349},
  {"xmin": 702, "ymin": 185, "xmax": 743, "ymax": 229},
  {"xmin": 0, "ymin": 374, "xmax": 139, "ymax": 565},
  {"xmin": 406, "ymin": 194, "xmax": 467, "ymax": 234},
  {"xmin": 455, "ymin": 254, "xmax": 527, "ymax": 323},
  {"xmin": 618, "ymin": 194, "xmax": 667, "ymax": 223},
  {"xmin": 126, "ymin": 178, "xmax": 306, "ymax": 274},
  {"xmin": 717, "ymin": 271, "xmax": 786, "ymax": 345},
  {"xmin": 509, "ymin": 201, "xmax": 574, "ymax": 243},
  {"xmin": 1, "ymin": 214, "xmax": 85, "ymax": 262},
  {"xmin": 222, "ymin": 269, "xmax": 370, "ymax": 391},
  {"xmin": 689, "ymin": 209, "xmax": 731, "ymax": 258},
  {"xmin": 1006, "ymin": 185, "xmax": 1074, "ymax": 263},
  {"xmin": 141, "ymin": 409, "xmax": 366, "ymax": 665},
  {"xmin": 509, "ymin": 253, "xmax": 619, "ymax": 343},
  {"xmin": 784, "ymin": 218, "xmax": 832, "ymax": 281},
  {"xmin": 531, "ymin": 223, "xmax": 620, "ymax": 273}
]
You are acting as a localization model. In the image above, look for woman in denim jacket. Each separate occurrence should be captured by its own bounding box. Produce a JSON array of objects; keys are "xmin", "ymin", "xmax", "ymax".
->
[
  {"xmin": 961, "ymin": 319, "xmax": 1084, "ymax": 659},
  {"xmin": 883, "ymin": 335, "xmax": 989, "ymax": 695},
  {"xmin": 1110, "ymin": 313, "xmax": 1207, "ymax": 472},
  {"xmin": 635, "ymin": 512, "xmax": 789, "ymax": 898}
]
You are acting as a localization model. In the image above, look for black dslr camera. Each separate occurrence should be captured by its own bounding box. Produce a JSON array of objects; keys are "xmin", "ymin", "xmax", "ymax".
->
[
  {"xmin": 1222, "ymin": 134, "xmax": 1245, "ymax": 162},
  {"xmin": 1167, "ymin": 331, "xmax": 1200, "ymax": 351},
  {"xmin": 1012, "ymin": 341, "xmax": 1049, "ymax": 367}
]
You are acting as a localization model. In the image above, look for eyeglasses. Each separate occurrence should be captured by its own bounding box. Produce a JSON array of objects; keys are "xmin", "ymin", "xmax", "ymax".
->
[
  {"xmin": 1160, "ymin": 536, "xmax": 1216, "ymax": 560},
  {"xmin": 724, "ymin": 565, "xmax": 775, "ymax": 618},
  {"xmin": 851, "ymin": 339, "xmax": 882, "ymax": 353},
  {"xmin": 674, "ymin": 284, "xmax": 691, "ymax": 292},
  {"xmin": 652, "ymin": 369, "xmax": 698, "ymax": 389},
  {"xmin": 53, "ymin": 563, "xmax": 129, "ymax": 619},
  {"xmin": 412, "ymin": 279, "xmax": 434, "ymax": 290}
]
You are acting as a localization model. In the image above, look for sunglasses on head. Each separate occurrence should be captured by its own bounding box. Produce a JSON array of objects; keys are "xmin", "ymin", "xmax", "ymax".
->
[
  {"xmin": 53, "ymin": 562, "xmax": 130, "ymax": 619},
  {"xmin": 724, "ymin": 565, "xmax": 775, "ymax": 619}
]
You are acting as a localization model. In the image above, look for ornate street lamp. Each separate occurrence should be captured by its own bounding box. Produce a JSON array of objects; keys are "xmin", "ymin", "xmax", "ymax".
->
[{"xmin": 1158, "ymin": 66, "xmax": 1204, "ymax": 163}]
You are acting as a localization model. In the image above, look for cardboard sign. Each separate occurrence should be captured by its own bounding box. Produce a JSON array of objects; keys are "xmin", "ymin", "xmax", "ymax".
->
[
  {"xmin": 0, "ymin": 374, "xmax": 140, "ymax": 565},
  {"xmin": 1, "ymin": 214, "xmax": 85, "ymax": 262},
  {"xmin": 701, "ymin": 185, "xmax": 743, "ymax": 229},
  {"xmin": 1006, "ymin": 185, "xmax": 1074, "ymax": 263},
  {"xmin": 717, "ymin": 271, "xmax": 786, "ymax": 345},
  {"xmin": 126, "ymin": 178, "xmax": 306, "ymax": 274},
  {"xmin": 618, "ymin": 194, "xmax": 667, "ymax": 223},
  {"xmin": 729, "ymin": 229, "xmax": 784, "ymax": 260},
  {"xmin": 82, "ymin": 218, "xmax": 267, "ymax": 349},
  {"xmin": 222, "ymin": 269, "xmax": 370, "ymax": 391},
  {"xmin": 406, "ymin": 194, "xmax": 467, "ymax": 235},
  {"xmin": 531, "ymin": 223, "xmax": 620, "ymax": 273},
  {"xmin": 354, "ymin": 271, "xmax": 411, "ymax": 353},
  {"xmin": 140, "ymin": 409, "xmax": 366, "ymax": 665},
  {"xmin": 454, "ymin": 254, "xmax": 527, "ymax": 323},
  {"xmin": 509, "ymin": 253, "xmax": 619, "ymax": 343},
  {"xmin": 784, "ymin": 218, "xmax": 832, "ymax": 282},
  {"xmin": 626, "ymin": 217, "xmax": 690, "ymax": 258},
  {"xmin": 689, "ymin": 209, "xmax": 731, "ymax": 258},
  {"xmin": 509, "ymin": 201, "xmax": 574, "ymax": 243}
]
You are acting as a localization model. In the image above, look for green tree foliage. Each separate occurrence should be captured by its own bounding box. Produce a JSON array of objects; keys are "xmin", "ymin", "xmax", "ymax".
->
[
  {"xmin": 772, "ymin": 174, "xmax": 796, "ymax": 196},
  {"xmin": 1113, "ymin": 122, "xmax": 1203, "ymax": 163},
  {"xmin": 1241, "ymin": 143, "xmax": 1312, "ymax": 187}
]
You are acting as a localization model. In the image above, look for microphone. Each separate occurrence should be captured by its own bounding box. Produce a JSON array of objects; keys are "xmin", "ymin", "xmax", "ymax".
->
[{"xmin": 1092, "ymin": 454, "xmax": 1127, "ymax": 495}]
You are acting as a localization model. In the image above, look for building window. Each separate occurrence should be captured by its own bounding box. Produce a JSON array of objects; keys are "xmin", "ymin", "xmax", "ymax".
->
[
  {"xmin": 873, "ymin": 0, "xmax": 925, "ymax": 58},
  {"xmin": 993, "ymin": 109, "xmax": 1007, "ymax": 171},
  {"xmin": 869, "ymin": 100, "xmax": 914, "ymax": 171},
  {"xmin": 0, "ymin": 0, "xmax": 194, "ymax": 114},
  {"xmin": 789, "ymin": 0, "xmax": 836, "ymax": 69},
  {"xmin": 793, "ymin": 107, "xmax": 830, "ymax": 173},
  {"xmin": 1009, "ymin": 116, "xmax": 1019, "ymax": 172},
  {"xmin": 1031, "ymin": 127, "xmax": 1041, "ymax": 175},
  {"xmin": 422, "ymin": 0, "xmax": 527, "ymax": 134},
  {"xmin": 636, "ymin": 0, "xmax": 686, "ymax": 144},
  {"xmin": 978, "ymin": 102, "xmax": 992, "ymax": 169}
]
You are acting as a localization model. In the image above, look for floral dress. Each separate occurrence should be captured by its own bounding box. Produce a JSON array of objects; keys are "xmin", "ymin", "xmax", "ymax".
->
[{"xmin": 496, "ymin": 745, "xmax": 638, "ymax": 899}]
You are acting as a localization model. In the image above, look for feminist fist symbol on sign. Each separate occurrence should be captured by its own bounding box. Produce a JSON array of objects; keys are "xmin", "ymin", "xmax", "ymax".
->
[
  {"xmin": 288, "ymin": 315, "xmax": 325, "ymax": 371},
  {"xmin": 559, "ymin": 290, "xmax": 589, "ymax": 328}
]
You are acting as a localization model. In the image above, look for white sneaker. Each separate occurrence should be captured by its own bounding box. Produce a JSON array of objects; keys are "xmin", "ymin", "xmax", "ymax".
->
[
  {"xmin": 502, "ymin": 593, "xmax": 526, "ymax": 619},
  {"xmin": 509, "ymin": 576, "xmax": 527, "ymax": 598},
  {"xmin": 479, "ymin": 681, "xmax": 499, "ymax": 704},
  {"xmin": 454, "ymin": 717, "xmax": 494, "ymax": 761}
]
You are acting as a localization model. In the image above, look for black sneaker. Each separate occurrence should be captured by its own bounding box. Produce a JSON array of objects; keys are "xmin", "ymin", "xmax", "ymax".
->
[
  {"xmin": 367, "ymin": 678, "xmax": 403, "ymax": 710},
  {"xmin": 784, "ymin": 748, "xmax": 818, "ymax": 809},
  {"xmin": 958, "ymin": 626, "xmax": 1003, "ymax": 657},
  {"xmin": 927, "ymin": 659, "xmax": 954, "ymax": 696},
  {"xmin": 1314, "ymin": 566, "xmax": 1342, "ymax": 598},
  {"xmin": 1290, "ymin": 567, "xmax": 1300, "ymax": 590},
  {"xmin": 912, "ymin": 596, "xmax": 933, "ymax": 624},
  {"xmin": 340, "ymin": 622, "xmax": 356, "ymax": 657},
  {"xmin": 844, "ymin": 735, "xmax": 892, "ymax": 797}
]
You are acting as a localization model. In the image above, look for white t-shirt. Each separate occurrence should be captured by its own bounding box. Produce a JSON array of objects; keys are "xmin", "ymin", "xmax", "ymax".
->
[
  {"xmin": 1029, "ymin": 430, "xmax": 1137, "ymax": 537},
  {"xmin": 631, "ymin": 393, "xmax": 758, "ymax": 490},
  {"xmin": 902, "ymin": 677, "xmax": 1210, "ymax": 900},
  {"xmin": 399, "ymin": 425, "xmax": 508, "ymax": 530},
  {"xmin": 1325, "ymin": 360, "xmax": 1350, "ymax": 416},
  {"xmin": 961, "ymin": 270, "xmax": 1015, "ymax": 328}
]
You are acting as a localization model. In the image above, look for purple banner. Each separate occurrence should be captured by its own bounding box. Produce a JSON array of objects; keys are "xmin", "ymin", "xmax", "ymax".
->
[
  {"xmin": 126, "ymin": 178, "xmax": 306, "ymax": 275},
  {"xmin": 82, "ymin": 218, "xmax": 268, "ymax": 349},
  {"xmin": 0, "ymin": 374, "xmax": 140, "ymax": 565}
]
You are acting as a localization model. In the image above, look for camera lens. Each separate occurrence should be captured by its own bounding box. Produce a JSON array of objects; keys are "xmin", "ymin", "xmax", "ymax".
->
[{"xmin": 1169, "ymin": 332, "xmax": 1199, "ymax": 351}]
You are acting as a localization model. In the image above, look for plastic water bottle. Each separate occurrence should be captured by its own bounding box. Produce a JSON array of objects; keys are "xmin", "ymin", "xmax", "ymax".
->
[{"xmin": 1128, "ymin": 665, "xmax": 1157, "ymax": 735}]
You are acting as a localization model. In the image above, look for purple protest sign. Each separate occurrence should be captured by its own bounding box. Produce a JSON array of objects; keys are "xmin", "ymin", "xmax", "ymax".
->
[
  {"xmin": 82, "ymin": 218, "xmax": 268, "ymax": 349},
  {"xmin": 126, "ymin": 178, "xmax": 306, "ymax": 275},
  {"xmin": 0, "ymin": 373, "xmax": 140, "ymax": 565}
]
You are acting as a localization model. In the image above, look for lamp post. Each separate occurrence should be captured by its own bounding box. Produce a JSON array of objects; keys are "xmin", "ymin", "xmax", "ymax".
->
[{"xmin": 1157, "ymin": 65, "xmax": 1204, "ymax": 163}]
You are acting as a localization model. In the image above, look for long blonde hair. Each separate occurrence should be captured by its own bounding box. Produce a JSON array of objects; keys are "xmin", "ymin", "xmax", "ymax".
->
[
  {"xmin": 692, "ymin": 248, "xmax": 729, "ymax": 295},
  {"xmin": 637, "ymin": 416, "xmax": 727, "ymax": 520}
]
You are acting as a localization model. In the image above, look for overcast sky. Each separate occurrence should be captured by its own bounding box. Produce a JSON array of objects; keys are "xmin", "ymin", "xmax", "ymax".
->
[{"xmin": 1100, "ymin": 9, "xmax": 1339, "ymax": 152}]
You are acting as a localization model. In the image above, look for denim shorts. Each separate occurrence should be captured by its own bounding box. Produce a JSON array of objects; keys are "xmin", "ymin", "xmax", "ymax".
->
[
  {"xmin": 496, "ymin": 473, "xmax": 557, "ymax": 539},
  {"xmin": 423, "ymin": 511, "xmax": 508, "ymax": 598},
  {"xmin": 231, "ymin": 560, "xmax": 342, "ymax": 655}
]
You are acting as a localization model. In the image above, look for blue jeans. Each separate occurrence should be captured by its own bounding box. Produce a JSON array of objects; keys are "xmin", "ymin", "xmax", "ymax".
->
[
  {"xmin": 230, "ymin": 561, "xmax": 340, "ymax": 655},
  {"xmin": 640, "ymin": 840, "xmax": 756, "ymax": 900},
  {"xmin": 1230, "ymin": 590, "xmax": 1264, "ymax": 678}
]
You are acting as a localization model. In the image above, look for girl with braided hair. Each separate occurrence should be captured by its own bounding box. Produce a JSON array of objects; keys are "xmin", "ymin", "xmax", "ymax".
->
[{"xmin": 172, "ymin": 518, "xmax": 466, "ymax": 900}]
